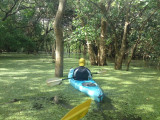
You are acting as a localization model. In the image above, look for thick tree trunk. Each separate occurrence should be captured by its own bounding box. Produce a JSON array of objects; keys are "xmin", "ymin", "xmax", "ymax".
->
[
  {"xmin": 55, "ymin": 28, "xmax": 64, "ymax": 77},
  {"xmin": 115, "ymin": 21, "xmax": 129, "ymax": 70},
  {"xmin": 108, "ymin": 43, "xmax": 114, "ymax": 58},
  {"xmin": 87, "ymin": 43, "xmax": 98, "ymax": 65},
  {"xmin": 54, "ymin": 0, "xmax": 66, "ymax": 77},
  {"xmin": 98, "ymin": 19, "xmax": 107, "ymax": 66},
  {"xmin": 126, "ymin": 43, "xmax": 137, "ymax": 71},
  {"xmin": 115, "ymin": 54, "xmax": 123, "ymax": 70}
]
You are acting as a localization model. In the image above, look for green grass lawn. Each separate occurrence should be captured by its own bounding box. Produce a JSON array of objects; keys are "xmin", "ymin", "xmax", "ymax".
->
[{"xmin": 0, "ymin": 54, "xmax": 160, "ymax": 120}]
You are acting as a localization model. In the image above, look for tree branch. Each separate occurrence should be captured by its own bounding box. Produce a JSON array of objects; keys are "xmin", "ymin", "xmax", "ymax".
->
[
  {"xmin": 130, "ymin": 4, "xmax": 149, "ymax": 24},
  {"xmin": 0, "ymin": 6, "xmax": 6, "ymax": 13},
  {"xmin": 2, "ymin": 0, "xmax": 19, "ymax": 21},
  {"xmin": 86, "ymin": 0, "xmax": 101, "ymax": 10},
  {"xmin": 1, "ymin": 0, "xmax": 33, "ymax": 21},
  {"xmin": 139, "ymin": 9, "xmax": 157, "ymax": 31}
]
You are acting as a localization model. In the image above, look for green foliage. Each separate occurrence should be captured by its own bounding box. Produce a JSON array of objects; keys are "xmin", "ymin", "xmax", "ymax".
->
[
  {"xmin": 70, "ymin": 25, "xmax": 100, "ymax": 42},
  {"xmin": 0, "ymin": 20, "xmax": 36, "ymax": 52},
  {"xmin": 0, "ymin": 0, "xmax": 57, "ymax": 53},
  {"xmin": 66, "ymin": 0, "xmax": 102, "ymax": 49},
  {"xmin": 0, "ymin": 0, "xmax": 160, "ymax": 66}
]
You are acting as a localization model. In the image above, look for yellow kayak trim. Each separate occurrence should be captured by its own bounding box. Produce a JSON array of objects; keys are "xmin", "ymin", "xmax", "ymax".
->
[{"xmin": 61, "ymin": 99, "xmax": 92, "ymax": 120}]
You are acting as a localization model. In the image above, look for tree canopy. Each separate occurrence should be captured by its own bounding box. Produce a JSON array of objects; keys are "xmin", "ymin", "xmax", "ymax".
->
[{"xmin": 0, "ymin": 0, "xmax": 159, "ymax": 70}]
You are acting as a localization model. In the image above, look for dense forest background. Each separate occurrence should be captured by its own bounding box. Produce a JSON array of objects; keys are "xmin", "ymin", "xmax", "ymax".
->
[
  {"xmin": 0, "ymin": 1, "xmax": 160, "ymax": 119},
  {"xmin": 0, "ymin": 0, "xmax": 160, "ymax": 72}
]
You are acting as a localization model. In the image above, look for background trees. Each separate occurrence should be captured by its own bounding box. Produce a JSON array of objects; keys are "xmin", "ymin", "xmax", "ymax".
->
[
  {"xmin": 68, "ymin": 0, "xmax": 159, "ymax": 70},
  {"xmin": 0, "ymin": 0, "xmax": 56, "ymax": 53},
  {"xmin": 0, "ymin": 0, "xmax": 159, "ymax": 71}
]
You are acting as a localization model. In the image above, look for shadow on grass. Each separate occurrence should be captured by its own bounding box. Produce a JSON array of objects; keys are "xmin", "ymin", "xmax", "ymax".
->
[{"xmin": 0, "ymin": 54, "xmax": 160, "ymax": 120}]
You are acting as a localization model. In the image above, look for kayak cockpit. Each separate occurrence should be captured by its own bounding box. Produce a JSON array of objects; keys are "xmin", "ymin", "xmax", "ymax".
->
[{"xmin": 82, "ymin": 82, "xmax": 97, "ymax": 87}]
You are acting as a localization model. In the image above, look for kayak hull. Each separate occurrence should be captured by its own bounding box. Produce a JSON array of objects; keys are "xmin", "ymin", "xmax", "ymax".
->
[{"xmin": 68, "ymin": 69, "xmax": 104, "ymax": 102}]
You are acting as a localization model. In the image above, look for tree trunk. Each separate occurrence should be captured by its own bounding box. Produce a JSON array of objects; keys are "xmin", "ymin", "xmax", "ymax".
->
[
  {"xmin": 115, "ymin": 21, "xmax": 129, "ymax": 70},
  {"xmin": 87, "ymin": 42, "xmax": 98, "ymax": 65},
  {"xmin": 78, "ymin": 43, "xmax": 81, "ymax": 59},
  {"xmin": 67, "ymin": 44, "xmax": 71, "ymax": 58},
  {"xmin": 115, "ymin": 53, "xmax": 123, "ymax": 70},
  {"xmin": 52, "ymin": 43, "xmax": 55, "ymax": 59},
  {"xmin": 83, "ymin": 43, "xmax": 87, "ymax": 58},
  {"xmin": 98, "ymin": 19, "xmax": 107, "ymax": 66},
  {"xmin": 108, "ymin": 43, "xmax": 114, "ymax": 58},
  {"xmin": 126, "ymin": 43, "xmax": 137, "ymax": 71},
  {"xmin": 54, "ymin": 0, "xmax": 66, "ymax": 77},
  {"xmin": 126, "ymin": 10, "xmax": 157, "ymax": 71}
]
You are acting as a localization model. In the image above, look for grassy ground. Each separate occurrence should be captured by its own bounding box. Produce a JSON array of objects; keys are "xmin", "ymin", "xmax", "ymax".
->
[{"xmin": 0, "ymin": 53, "xmax": 160, "ymax": 120}]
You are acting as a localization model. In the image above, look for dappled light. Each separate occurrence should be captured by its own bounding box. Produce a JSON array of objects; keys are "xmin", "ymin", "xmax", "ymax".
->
[
  {"xmin": 0, "ymin": 54, "xmax": 160, "ymax": 120},
  {"xmin": 137, "ymin": 104, "xmax": 154, "ymax": 113},
  {"xmin": 0, "ymin": 0, "xmax": 159, "ymax": 119}
]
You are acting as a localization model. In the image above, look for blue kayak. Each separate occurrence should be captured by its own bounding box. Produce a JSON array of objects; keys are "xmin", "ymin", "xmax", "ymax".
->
[{"xmin": 68, "ymin": 68, "xmax": 104, "ymax": 102}]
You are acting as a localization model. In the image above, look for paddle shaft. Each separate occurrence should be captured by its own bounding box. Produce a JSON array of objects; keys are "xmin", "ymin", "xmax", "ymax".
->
[
  {"xmin": 92, "ymin": 72, "xmax": 98, "ymax": 74},
  {"xmin": 62, "ymin": 78, "xmax": 72, "ymax": 81}
]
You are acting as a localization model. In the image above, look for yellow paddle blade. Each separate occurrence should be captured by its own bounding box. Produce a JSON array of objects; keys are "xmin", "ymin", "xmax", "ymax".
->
[{"xmin": 61, "ymin": 99, "xmax": 92, "ymax": 120}]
